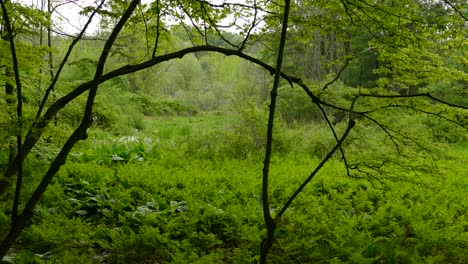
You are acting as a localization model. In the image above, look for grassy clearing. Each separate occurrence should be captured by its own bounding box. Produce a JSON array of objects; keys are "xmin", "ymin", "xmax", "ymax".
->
[{"xmin": 1, "ymin": 114, "xmax": 467, "ymax": 263}]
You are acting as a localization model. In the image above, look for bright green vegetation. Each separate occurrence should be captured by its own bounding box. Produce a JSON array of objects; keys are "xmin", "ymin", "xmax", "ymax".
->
[
  {"xmin": 1, "ymin": 110, "xmax": 467, "ymax": 263},
  {"xmin": 1, "ymin": 0, "xmax": 467, "ymax": 263}
]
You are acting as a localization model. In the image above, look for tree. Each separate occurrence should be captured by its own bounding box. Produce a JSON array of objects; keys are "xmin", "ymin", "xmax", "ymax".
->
[{"xmin": 0, "ymin": 0, "xmax": 467, "ymax": 262}]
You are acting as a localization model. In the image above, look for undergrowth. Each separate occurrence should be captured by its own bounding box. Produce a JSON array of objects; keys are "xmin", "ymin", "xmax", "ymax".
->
[{"xmin": 1, "ymin": 114, "xmax": 467, "ymax": 263}]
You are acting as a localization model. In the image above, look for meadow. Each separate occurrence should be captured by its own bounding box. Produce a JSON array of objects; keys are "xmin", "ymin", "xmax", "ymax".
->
[{"xmin": 2, "ymin": 112, "xmax": 466, "ymax": 263}]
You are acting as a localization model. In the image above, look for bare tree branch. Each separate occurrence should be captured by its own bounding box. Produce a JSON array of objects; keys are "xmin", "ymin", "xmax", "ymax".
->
[
  {"xmin": 442, "ymin": 0, "xmax": 468, "ymax": 22},
  {"xmin": 359, "ymin": 93, "xmax": 468, "ymax": 110},
  {"xmin": 195, "ymin": 0, "xmax": 276, "ymax": 15},
  {"xmin": 362, "ymin": 104, "xmax": 468, "ymax": 130},
  {"xmin": 354, "ymin": 0, "xmax": 423, "ymax": 23},
  {"xmin": 139, "ymin": 4, "xmax": 151, "ymax": 59},
  {"xmin": 199, "ymin": 2, "xmax": 239, "ymax": 48},
  {"xmin": 277, "ymin": 117, "xmax": 356, "ymax": 220},
  {"xmin": 340, "ymin": 0, "xmax": 355, "ymax": 25},
  {"xmin": 239, "ymin": 0, "xmax": 258, "ymax": 51},
  {"xmin": 322, "ymin": 42, "xmax": 350, "ymax": 91},
  {"xmin": 35, "ymin": 0, "xmax": 106, "ymax": 119},
  {"xmin": 316, "ymin": 102, "xmax": 351, "ymax": 176}
]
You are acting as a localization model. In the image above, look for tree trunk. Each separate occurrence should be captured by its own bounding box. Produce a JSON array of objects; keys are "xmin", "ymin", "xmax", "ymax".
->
[{"xmin": 1, "ymin": 1, "xmax": 16, "ymax": 195}]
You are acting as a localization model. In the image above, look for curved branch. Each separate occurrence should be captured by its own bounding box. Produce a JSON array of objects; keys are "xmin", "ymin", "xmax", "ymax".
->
[
  {"xmin": 195, "ymin": 0, "xmax": 276, "ymax": 15},
  {"xmin": 239, "ymin": 0, "xmax": 258, "ymax": 51},
  {"xmin": 359, "ymin": 93, "xmax": 468, "ymax": 110},
  {"xmin": 199, "ymin": 2, "xmax": 239, "ymax": 48},
  {"xmin": 321, "ymin": 42, "xmax": 350, "ymax": 91},
  {"xmin": 362, "ymin": 104, "xmax": 468, "ymax": 130},
  {"xmin": 3, "ymin": 45, "xmax": 464, "ymax": 191},
  {"xmin": 442, "ymin": 0, "xmax": 468, "ymax": 22}
]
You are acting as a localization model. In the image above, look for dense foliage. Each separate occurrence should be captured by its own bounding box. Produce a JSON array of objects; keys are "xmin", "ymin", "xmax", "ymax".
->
[
  {"xmin": 0, "ymin": 0, "xmax": 467, "ymax": 263},
  {"xmin": 2, "ymin": 113, "xmax": 467, "ymax": 263}
]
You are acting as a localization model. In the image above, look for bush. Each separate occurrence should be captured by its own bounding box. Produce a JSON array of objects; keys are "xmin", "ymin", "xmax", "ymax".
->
[{"xmin": 129, "ymin": 94, "xmax": 198, "ymax": 116}]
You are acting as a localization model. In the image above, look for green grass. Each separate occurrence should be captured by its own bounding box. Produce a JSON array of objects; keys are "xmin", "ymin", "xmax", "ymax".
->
[{"xmin": 1, "ymin": 113, "xmax": 467, "ymax": 263}]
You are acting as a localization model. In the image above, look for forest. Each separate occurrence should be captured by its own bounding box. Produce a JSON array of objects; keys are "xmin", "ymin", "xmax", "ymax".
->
[{"xmin": 0, "ymin": 0, "xmax": 467, "ymax": 263}]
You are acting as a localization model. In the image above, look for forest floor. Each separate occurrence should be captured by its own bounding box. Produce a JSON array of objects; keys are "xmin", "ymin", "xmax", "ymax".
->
[{"xmin": 1, "ymin": 114, "xmax": 467, "ymax": 263}]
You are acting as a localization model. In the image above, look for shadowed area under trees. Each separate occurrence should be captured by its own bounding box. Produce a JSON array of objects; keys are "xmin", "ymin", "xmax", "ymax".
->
[{"xmin": 0, "ymin": 0, "xmax": 467, "ymax": 263}]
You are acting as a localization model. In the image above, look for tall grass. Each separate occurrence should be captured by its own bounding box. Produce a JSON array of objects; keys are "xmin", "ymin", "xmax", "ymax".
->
[{"xmin": 1, "ymin": 112, "xmax": 467, "ymax": 263}]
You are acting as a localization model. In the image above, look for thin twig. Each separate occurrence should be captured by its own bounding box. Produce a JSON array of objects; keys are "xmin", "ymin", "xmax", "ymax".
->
[
  {"xmin": 239, "ymin": 0, "xmax": 258, "ymax": 51},
  {"xmin": 277, "ymin": 118, "xmax": 356, "ymax": 220},
  {"xmin": 359, "ymin": 93, "xmax": 468, "ymax": 110},
  {"xmin": 339, "ymin": 0, "xmax": 355, "ymax": 25},
  {"xmin": 152, "ymin": 0, "xmax": 161, "ymax": 58},
  {"xmin": 35, "ymin": 0, "xmax": 105, "ymax": 119},
  {"xmin": 442, "ymin": 0, "xmax": 468, "ymax": 22},
  {"xmin": 322, "ymin": 42, "xmax": 350, "ymax": 91},
  {"xmin": 199, "ymin": 2, "xmax": 239, "ymax": 48},
  {"xmin": 139, "ymin": 4, "xmax": 150, "ymax": 59},
  {"xmin": 362, "ymin": 104, "xmax": 468, "ymax": 130},
  {"xmin": 315, "ymin": 102, "xmax": 351, "ymax": 176}
]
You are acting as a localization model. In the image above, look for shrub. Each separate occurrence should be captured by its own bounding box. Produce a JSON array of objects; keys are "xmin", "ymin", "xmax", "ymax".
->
[{"xmin": 129, "ymin": 94, "xmax": 198, "ymax": 116}]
